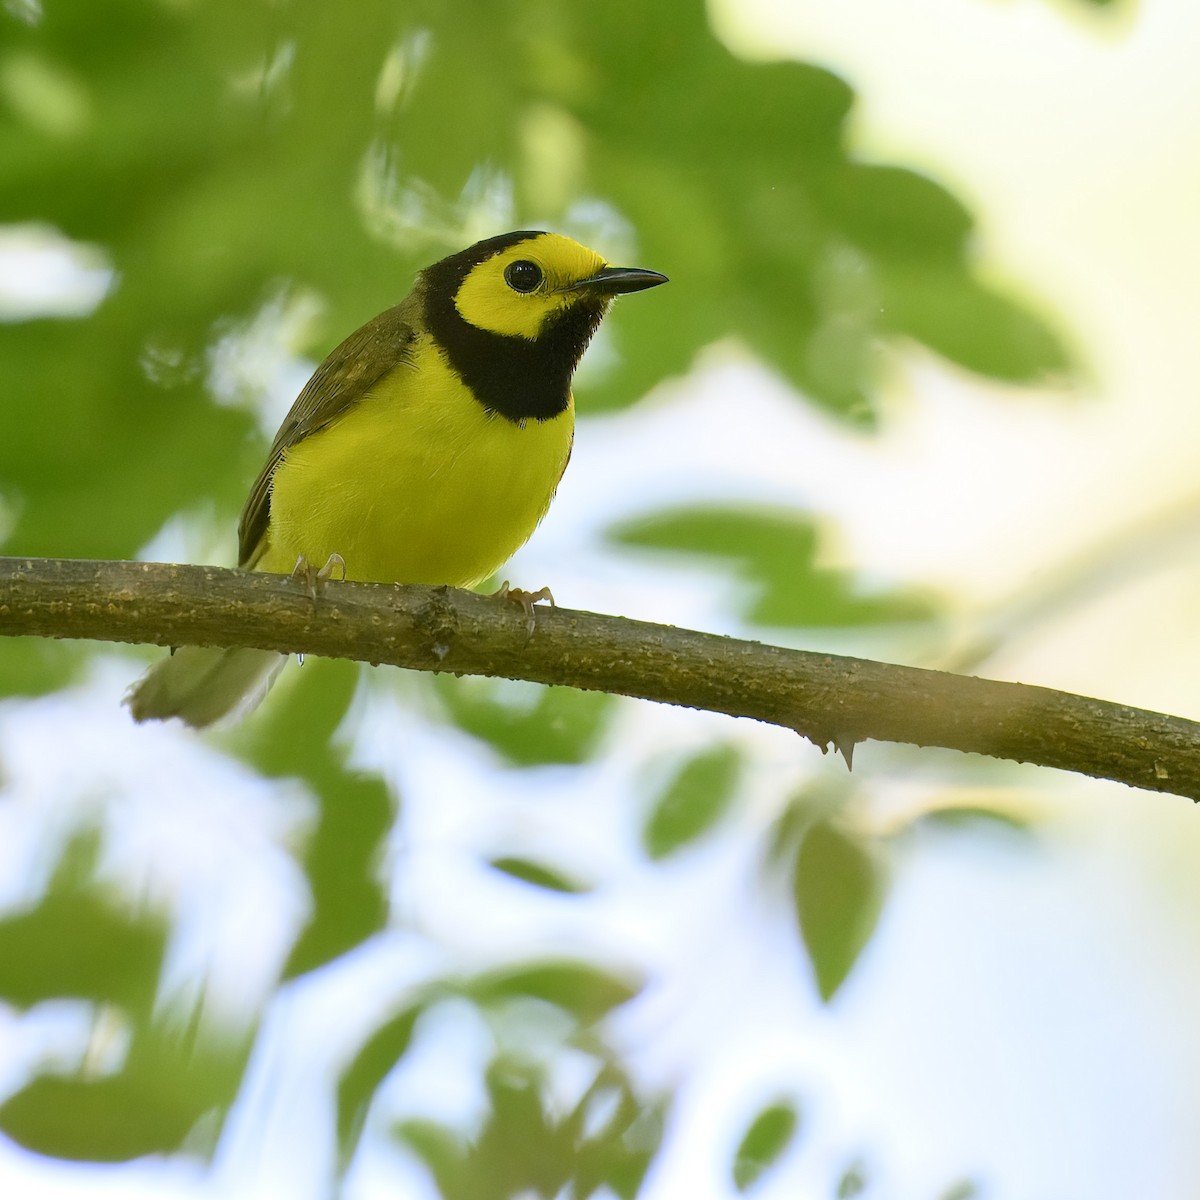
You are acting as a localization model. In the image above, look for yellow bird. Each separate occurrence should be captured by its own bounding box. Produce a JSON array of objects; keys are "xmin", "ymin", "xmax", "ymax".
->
[{"xmin": 128, "ymin": 230, "xmax": 667, "ymax": 727}]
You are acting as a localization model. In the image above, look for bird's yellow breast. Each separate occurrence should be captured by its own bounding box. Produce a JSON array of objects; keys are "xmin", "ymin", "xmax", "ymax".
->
[{"xmin": 258, "ymin": 333, "xmax": 574, "ymax": 587}]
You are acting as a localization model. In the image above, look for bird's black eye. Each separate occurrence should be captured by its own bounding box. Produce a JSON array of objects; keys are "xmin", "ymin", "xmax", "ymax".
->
[{"xmin": 504, "ymin": 260, "xmax": 543, "ymax": 293}]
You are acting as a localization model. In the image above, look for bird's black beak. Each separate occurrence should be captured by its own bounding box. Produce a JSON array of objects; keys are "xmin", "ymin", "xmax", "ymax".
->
[{"xmin": 568, "ymin": 266, "xmax": 669, "ymax": 296}]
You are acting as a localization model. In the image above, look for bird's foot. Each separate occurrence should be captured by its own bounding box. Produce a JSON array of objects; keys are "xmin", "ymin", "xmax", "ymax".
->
[
  {"xmin": 493, "ymin": 580, "xmax": 555, "ymax": 638},
  {"xmin": 290, "ymin": 553, "xmax": 347, "ymax": 601}
]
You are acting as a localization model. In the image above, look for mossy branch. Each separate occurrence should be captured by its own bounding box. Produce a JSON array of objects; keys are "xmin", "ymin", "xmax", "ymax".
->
[{"xmin": 1, "ymin": 556, "xmax": 1198, "ymax": 799}]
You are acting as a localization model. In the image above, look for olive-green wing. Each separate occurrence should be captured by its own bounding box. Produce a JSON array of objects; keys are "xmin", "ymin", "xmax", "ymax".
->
[{"xmin": 237, "ymin": 298, "xmax": 421, "ymax": 568}]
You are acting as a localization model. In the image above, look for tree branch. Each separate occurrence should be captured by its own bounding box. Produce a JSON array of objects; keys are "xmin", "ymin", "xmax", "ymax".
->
[{"xmin": 1, "ymin": 556, "xmax": 1197, "ymax": 799}]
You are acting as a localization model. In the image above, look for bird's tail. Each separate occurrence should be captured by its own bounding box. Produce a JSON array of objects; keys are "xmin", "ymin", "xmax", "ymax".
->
[{"xmin": 125, "ymin": 645, "xmax": 286, "ymax": 729}]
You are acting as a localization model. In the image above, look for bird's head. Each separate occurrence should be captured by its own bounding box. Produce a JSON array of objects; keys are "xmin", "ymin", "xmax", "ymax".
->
[
  {"xmin": 436, "ymin": 230, "xmax": 666, "ymax": 340},
  {"xmin": 421, "ymin": 230, "xmax": 667, "ymax": 422}
]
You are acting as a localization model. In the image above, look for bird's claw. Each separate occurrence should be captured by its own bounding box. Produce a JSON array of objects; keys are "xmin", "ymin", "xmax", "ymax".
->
[
  {"xmin": 494, "ymin": 580, "xmax": 555, "ymax": 638},
  {"xmin": 290, "ymin": 553, "xmax": 347, "ymax": 601}
]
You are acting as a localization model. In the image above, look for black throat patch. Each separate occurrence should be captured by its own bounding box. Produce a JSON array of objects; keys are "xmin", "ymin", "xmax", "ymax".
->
[{"xmin": 422, "ymin": 232, "xmax": 605, "ymax": 424}]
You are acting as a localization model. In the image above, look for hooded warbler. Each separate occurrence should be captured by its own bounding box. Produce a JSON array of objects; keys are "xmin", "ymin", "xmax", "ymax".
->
[{"xmin": 128, "ymin": 230, "xmax": 667, "ymax": 727}]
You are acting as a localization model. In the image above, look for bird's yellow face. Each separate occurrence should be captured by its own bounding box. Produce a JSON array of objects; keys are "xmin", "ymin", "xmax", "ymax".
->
[{"xmin": 453, "ymin": 233, "xmax": 610, "ymax": 340}]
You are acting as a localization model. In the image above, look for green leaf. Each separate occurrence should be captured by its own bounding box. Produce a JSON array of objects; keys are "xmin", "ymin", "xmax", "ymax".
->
[
  {"xmin": 792, "ymin": 818, "xmax": 887, "ymax": 1002},
  {"xmin": 393, "ymin": 1057, "xmax": 665, "ymax": 1200},
  {"xmin": 336, "ymin": 1005, "xmax": 423, "ymax": 1168},
  {"xmin": 610, "ymin": 505, "xmax": 935, "ymax": 630},
  {"xmin": 392, "ymin": 1118, "xmax": 469, "ymax": 1194},
  {"xmin": 921, "ymin": 805, "xmax": 1034, "ymax": 836},
  {"xmin": 643, "ymin": 744, "xmax": 741, "ymax": 859},
  {"xmin": 0, "ymin": 830, "xmax": 167, "ymax": 1014},
  {"xmin": 732, "ymin": 1100, "xmax": 801, "ymax": 1190},
  {"xmin": 884, "ymin": 269, "xmax": 1070, "ymax": 381},
  {"xmin": 239, "ymin": 657, "xmax": 393, "ymax": 979},
  {"xmin": 489, "ymin": 857, "xmax": 590, "ymax": 893},
  {"xmin": 0, "ymin": 1024, "xmax": 248, "ymax": 1162},
  {"xmin": 939, "ymin": 1180, "xmax": 981, "ymax": 1200},
  {"xmin": 0, "ymin": 636, "xmax": 84, "ymax": 699},
  {"xmin": 467, "ymin": 961, "xmax": 639, "ymax": 1024},
  {"xmin": 571, "ymin": 1080, "xmax": 665, "ymax": 1200},
  {"xmin": 474, "ymin": 1060, "xmax": 569, "ymax": 1196},
  {"xmin": 435, "ymin": 676, "xmax": 614, "ymax": 767},
  {"xmin": 812, "ymin": 164, "xmax": 972, "ymax": 264},
  {"xmin": 836, "ymin": 1157, "xmax": 870, "ymax": 1198}
]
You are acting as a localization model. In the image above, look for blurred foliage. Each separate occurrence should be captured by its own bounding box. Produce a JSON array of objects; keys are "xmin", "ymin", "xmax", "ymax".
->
[
  {"xmin": 643, "ymin": 742, "xmax": 741, "ymax": 858},
  {"xmin": 837, "ymin": 1158, "xmax": 870, "ymax": 1198},
  {"xmin": 0, "ymin": 832, "xmax": 252, "ymax": 1159},
  {"xmin": 919, "ymin": 803, "xmax": 1035, "ymax": 837},
  {"xmin": 0, "ymin": 0, "xmax": 1087, "ymax": 1188},
  {"xmin": 338, "ymin": 967, "xmax": 654, "ymax": 1189},
  {"xmin": 0, "ymin": 0, "xmax": 1067, "ymax": 564},
  {"xmin": 0, "ymin": 634, "xmax": 83, "ymax": 697},
  {"xmin": 0, "ymin": 1023, "xmax": 249, "ymax": 1161},
  {"xmin": 394, "ymin": 1056, "xmax": 663, "ymax": 1200},
  {"xmin": 337, "ymin": 1001, "xmax": 424, "ymax": 1168},
  {"xmin": 790, "ymin": 811, "xmax": 889, "ymax": 1002},
  {"xmin": 939, "ymin": 1181, "xmax": 982, "ymax": 1200},
  {"xmin": 0, "ymin": 830, "xmax": 166, "ymax": 1014},
  {"xmin": 611, "ymin": 506, "xmax": 937, "ymax": 630},
  {"xmin": 238, "ymin": 656, "xmax": 393, "ymax": 978},
  {"xmin": 463, "ymin": 960, "xmax": 640, "ymax": 1026},
  {"xmin": 434, "ymin": 674, "xmax": 615, "ymax": 766},
  {"xmin": 489, "ymin": 855, "xmax": 592, "ymax": 893},
  {"xmin": 732, "ymin": 1099, "xmax": 801, "ymax": 1190}
]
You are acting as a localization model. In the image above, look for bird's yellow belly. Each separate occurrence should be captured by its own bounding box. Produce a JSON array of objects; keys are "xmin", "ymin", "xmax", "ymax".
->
[{"xmin": 259, "ymin": 340, "xmax": 574, "ymax": 587}]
